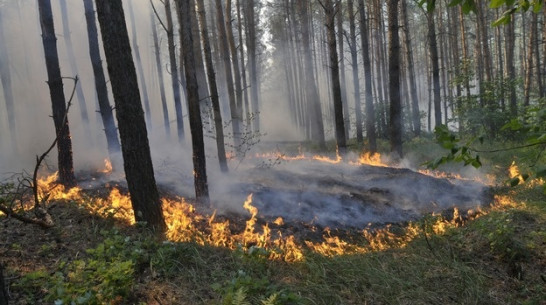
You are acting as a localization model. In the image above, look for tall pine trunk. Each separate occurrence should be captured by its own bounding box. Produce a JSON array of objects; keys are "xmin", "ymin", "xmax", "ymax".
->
[
  {"xmin": 358, "ymin": 0, "xmax": 376, "ymax": 152},
  {"xmin": 244, "ymin": 0, "xmax": 260, "ymax": 132},
  {"xmin": 401, "ymin": 0, "xmax": 420, "ymax": 136},
  {"xmin": 38, "ymin": 0, "xmax": 76, "ymax": 187},
  {"xmin": 387, "ymin": 0, "xmax": 402, "ymax": 158},
  {"xmin": 0, "ymin": 7, "xmax": 17, "ymax": 152},
  {"xmin": 427, "ymin": 11, "xmax": 442, "ymax": 127},
  {"xmin": 150, "ymin": 10, "xmax": 170, "ymax": 138},
  {"xmin": 348, "ymin": 0, "xmax": 363, "ymax": 143},
  {"xmin": 196, "ymin": 0, "xmax": 229, "ymax": 172},
  {"xmin": 95, "ymin": 0, "xmax": 166, "ymax": 231},
  {"xmin": 176, "ymin": 0, "xmax": 210, "ymax": 201}
]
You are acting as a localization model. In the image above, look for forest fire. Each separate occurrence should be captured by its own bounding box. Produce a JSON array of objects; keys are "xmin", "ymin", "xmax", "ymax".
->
[{"xmin": 24, "ymin": 151, "xmax": 494, "ymax": 262}]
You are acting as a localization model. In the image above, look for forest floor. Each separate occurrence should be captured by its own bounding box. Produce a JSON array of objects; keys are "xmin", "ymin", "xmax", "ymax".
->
[{"xmin": 1, "ymin": 139, "xmax": 545, "ymax": 304}]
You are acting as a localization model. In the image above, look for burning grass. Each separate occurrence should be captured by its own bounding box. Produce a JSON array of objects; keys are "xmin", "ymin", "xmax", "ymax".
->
[{"xmin": 2, "ymin": 149, "xmax": 545, "ymax": 304}]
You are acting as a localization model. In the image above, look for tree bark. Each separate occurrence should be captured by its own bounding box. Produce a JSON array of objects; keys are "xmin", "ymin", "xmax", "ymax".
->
[
  {"xmin": 524, "ymin": 12, "xmax": 535, "ymax": 107},
  {"xmin": 505, "ymin": 16, "xmax": 517, "ymax": 116},
  {"xmin": 358, "ymin": 0, "xmax": 376, "ymax": 152},
  {"xmin": 196, "ymin": 0, "xmax": 229, "ymax": 172},
  {"xmin": 244, "ymin": 0, "xmax": 260, "ymax": 132},
  {"xmin": 151, "ymin": 10, "xmax": 171, "ymax": 138},
  {"xmin": 387, "ymin": 0, "xmax": 402, "ymax": 158},
  {"xmin": 336, "ymin": 0, "xmax": 350, "ymax": 139},
  {"xmin": 175, "ymin": 0, "xmax": 210, "ymax": 201},
  {"xmin": 83, "ymin": 0, "xmax": 121, "ymax": 158},
  {"xmin": 38, "ymin": 0, "xmax": 76, "ymax": 187},
  {"xmin": 95, "ymin": 0, "xmax": 166, "ymax": 231},
  {"xmin": 347, "ymin": 0, "xmax": 363, "ymax": 143},
  {"xmin": 225, "ymin": 0, "xmax": 244, "ymax": 119}
]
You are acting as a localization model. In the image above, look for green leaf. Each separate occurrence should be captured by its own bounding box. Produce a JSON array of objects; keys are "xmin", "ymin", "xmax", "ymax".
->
[{"xmin": 490, "ymin": 0, "xmax": 506, "ymax": 8}]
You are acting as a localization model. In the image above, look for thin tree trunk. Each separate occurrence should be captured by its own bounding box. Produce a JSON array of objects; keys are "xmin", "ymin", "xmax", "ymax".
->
[
  {"xmin": 83, "ymin": 0, "xmax": 121, "ymax": 158},
  {"xmin": 127, "ymin": 2, "xmax": 153, "ymax": 128},
  {"xmin": 322, "ymin": 0, "xmax": 346, "ymax": 152},
  {"xmin": 387, "ymin": 0, "xmax": 402, "ymax": 158},
  {"xmin": 348, "ymin": 0, "xmax": 363, "ymax": 143},
  {"xmin": 196, "ymin": 0, "xmax": 228, "ymax": 172},
  {"xmin": 225, "ymin": 0, "xmax": 244, "ymax": 118},
  {"xmin": 164, "ymin": 0, "xmax": 186, "ymax": 142},
  {"xmin": 151, "ymin": 10, "xmax": 171, "ymax": 138},
  {"xmin": 175, "ymin": 0, "xmax": 210, "ymax": 201},
  {"xmin": 95, "ymin": 0, "xmax": 166, "ymax": 231},
  {"xmin": 337, "ymin": 0, "xmax": 350, "ymax": 139},
  {"xmin": 505, "ymin": 15, "xmax": 517, "ymax": 116},
  {"xmin": 299, "ymin": 0, "xmax": 326, "ymax": 148},
  {"xmin": 38, "ymin": 0, "xmax": 76, "ymax": 187},
  {"xmin": 401, "ymin": 0, "xmax": 420, "ymax": 136},
  {"xmin": 427, "ymin": 11, "xmax": 442, "ymax": 127},
  {"xmin": 524, "ymin": 12, "xmax": 535, "ymax": 107},
  {"xmin": 358, "ymin": 0, "xmax": 377, "ymax": 152},
  {"xmin": 244, "ymin": 0, "xmax": 260, "ymax": 132},
  {"xmin": 59, "ymin": 0, "xmax": 90, "ymax": 131},
  {"xmin": 236, "ymin": 0, "xmax": 250, "ymax": 125}
]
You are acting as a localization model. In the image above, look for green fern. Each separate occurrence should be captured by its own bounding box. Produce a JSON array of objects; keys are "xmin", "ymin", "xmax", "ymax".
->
[
  {"xmin": 261, "ymin": 293, "xmax": 279, "ymax": 305},
  {"xmin": 230, "ymin": 288, "xmax": 251, "ymax": 305}
]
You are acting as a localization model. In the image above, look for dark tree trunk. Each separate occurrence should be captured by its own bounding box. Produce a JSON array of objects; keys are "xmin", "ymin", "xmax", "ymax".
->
[
  {"xmin": 401, "ymin": 0, "xmax": 420, "ymax": 136},
  {"xmin": 164, "ymin": 0, "xmax": 185, "ymax": 142},
  {"xmin": 151, "ymin": 10, "xmax": 171, "ymax": 138},
  {"xmin": 336, "ymin": 0, "xmax": 350, "ymax": 139},
  {"xmin": 0, "ymin": 262, "xmax": 7, "ymax": 305},
  {"xmin": 38, "ymin": 0, "xmax": 76, "ymax": 187},
  {"xmin": 175, "ymin": 0, "xmax": 210, "ymax": 201},
  {"xmin": 348, "ymin": 0, "xmax": 363, "ymax": 143},
  {"xmin": 95, "ymin": 0, "xmax": 166, "ymax": 231},
  {"xmin": 196, "ymin": 0, "xmax": 229, "ymax": 172},
  {"xmin": 387, "ymin": 0, "xmax": 402, "ymax": 158},
  {"xmin": 59, "ymin": 0, "xmax": 90, "ymax": 130},
  {"xmin": 299, "ymin": 0, "xmax": 326, "ymax": 148},
  {"xmin": 323, "ymin": 0, "xmax": 346, "ymax": 152},
  {"xmin": 427, "ymin": 11, "xmax": 442, "ymax": 128},
  {"xmin": 83, "ymin": 0, "xmax": 121, "ymax": 158},
  {"xmin": 358, "ymin": 0, "xmax": 377, "ymax": 152},
  {"xmin": 524, "ymin": 12, "xmax": 535, "ymax": 107},
  {"xmin": 0, "ymin": 7, "xmax": 17, "ymax": 152},
  {"xmin": 505, "ymin": 16, "xmax": 517, "ymax": 116},
  {"xmin": 127, "ymin": 1, "xmax": 153, "ymax": 128}
]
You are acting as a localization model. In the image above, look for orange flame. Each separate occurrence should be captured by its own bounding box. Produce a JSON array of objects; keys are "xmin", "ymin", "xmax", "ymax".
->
[
  {"xmin": 101, "ymin": 158, "xmax": 113, "ymax": 174},
  {"xmin": 357, "ymin": 152, "xmax": 387, "ymax": 167}
]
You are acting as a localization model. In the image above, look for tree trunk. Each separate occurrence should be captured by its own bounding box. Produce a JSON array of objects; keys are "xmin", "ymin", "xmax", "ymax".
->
[
  {"xmin": 196, "ymin": 0, "xmax": 229, "ymax": 172},
  {"xmin": 0, "ymin": 262, "xmax": 7, "ymax": 305},
  {"xmin": 127, "ymin": 1, "xmax": 153, "ymax": 129},
  {"xmin": 427, "ymin": 11, "xmax": 442, "ymax": 128},
  {"xmin": 95, "ymin": 0, "xmax": 166, "ymax": 231},
  {"xmin": 358, "ymin": 0, "xmax": 377, "ymax": 152},
  {"xmin": 236, "ymin": 0, "xmax": 251, "ymax": 125},
  {"xmin": 59, "ymin": 0, "xmax": 90, "ymax": 131},
  {"xmin": 175, "ymin": 0, "xmax": 210, "ymax": 201},
  {"xmin": 83, "ymin": 0, "xmax": 121, "ymax": 158},
  {"xmin": 348, "ymin": 0, "xmax": 363, "ymax": 143},
  {"xmin": 400, "ymin": 0, "xmax": 420, "ymax": 136},
  {"xmin": 505, "ymin": 16, "xmax": 517, "ymax": 116},
  {"xmin": 336, "ymin": 0, "xmax": 350, "ymax": 139},
  {"xmin": 323, "ymin": 0, "xmax": 346, "ymax": 152},
  {"xmin": 151, "ymin": 11, "xmax": 170, "ymax": 138},
  {"xmin": 244, "ymin": 0, "xmax": 260, "ymax": 132},
  {"xmin": 38, "ymin": 0, "xmax": 76, "ymax": 187},
  {"xmin": 387, "ymin": 0, "xmax": 402, "ymax": 158},
  {"xmin": 524, "ymin": 12, "xmax": 535, "ymax": 107},
  {"xmin": 225, "ymin": 0, "xmax": 244, "ymax": 120},
  {"xmin": 164, "ymin": 0, "xmax": 185, "ymax": 142},
  {"xmin": 299, "ymin": 0, "xmax": 326, "ymax": 148},
  {"xmin": 0, "ymin": 7, "xmax": 17, "ymax": 152}
]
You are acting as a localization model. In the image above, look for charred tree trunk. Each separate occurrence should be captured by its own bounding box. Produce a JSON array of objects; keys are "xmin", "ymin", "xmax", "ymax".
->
[
  {"xmin": 0, "ymin": 8, "xmax": 17, "ymax": 152},
  {"xmin": 196, "ymin": 0, "xmax": 228, "ymax": 172},
  {"xmin": 127, "ymin": 2, "xmax": 153, "ymax": 129},
  {"xmin": 95, "ymin": 0, "xmax": 166, "ymax": 231},
  {"xmin": 59, "ymin": 0, "xmax": 90, "ymax": 130},
  {"xmin": 38, "ymin": 0, "xmax": 76, "ymax": 187},
  {"xmin": 83, "ymin": 0, "xmax": 121, "ymax": 157},
  {"xmin": 387, "ymin": 0, "xmax": 402, "ymax": 158},
  {"xmin": 401, "ymin": 0, "xmax": 420, "ymax": 136},
  {"xmin": 175, "ymin": 0, "xmax": 210, "ymax": 201},
  {"xmin": 151, "ymin": 10, "xmax": 171, "ymax": 138},
  {"xmin": 348, "ymin": 0, "xmax": 363, "ymax": 143},
  {"xmin": 322, "ymin": 0, "xmax": 346, "ymax": 152},
  {"xmin": 164, "ymin": 0, "xmax": 185, "ymax": 142},
  {"xmin": 299, "ymin": 0, "xmax": 326, "ymax": 148},
  {"xmin": 358, "ymin": 0, "xmax": 377, "ymax": 152}
]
